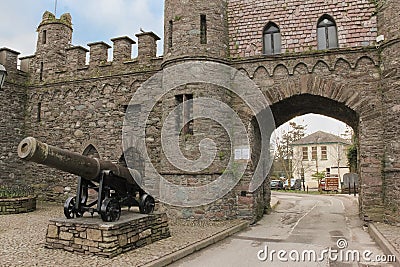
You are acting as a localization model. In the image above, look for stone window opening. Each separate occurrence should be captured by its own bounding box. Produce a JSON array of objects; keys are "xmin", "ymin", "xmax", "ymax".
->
[
  {"xmin": 200, "ymin": 14, "xmax": 207, "ymax": 44},
  {"xmin": 42, "ymin": 30, "xmax": 47, "ymax": 44},
  {"xmin": 83, "ymin": 144, "xmax": 100, "ymax": 159},
  {"xmin": 263, "ymin": 22, "xmax": 281, "ymax": 55},
  {"xmin": 37, "ymin": 102, "xmax": 41, "ymax": 122},
  {"xmin": 302, "ymin": 147, "xmax": 308, "ymax": 161},
  {"xmin": 39, "ymin": 62, "xmax": 44, "ymax": 82},
  {"xmin": 317, "ymin": 15, "xmax": 338, "ymax": 50},
  {"xmin": 168, "ymin": 20, "xmax": 173, "ymax": 49},
  {"xmin": 175, "ymin": 94, "xmax": 193, "ymax": 136}
]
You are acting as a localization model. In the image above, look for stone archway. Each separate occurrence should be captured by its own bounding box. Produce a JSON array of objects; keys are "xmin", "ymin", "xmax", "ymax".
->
[{"xmin": 249, "ymin": 73, "xmax": 384, "ymax": 222}]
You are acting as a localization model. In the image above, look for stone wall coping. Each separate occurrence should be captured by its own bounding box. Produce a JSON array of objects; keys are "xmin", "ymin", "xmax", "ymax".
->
[
  {"xmin": 231, "ymin": 46, "xmax": 379, "ymax": 64},
  {"xmin": 111, "ymin": 36, "xmax": 136, "ymax": 44},
  {"xmin": 0, "ymin": 196, "xmax": 36, "ymax": 202},
  {"xmin": 0, "ymin": 47, "xmax": 20, "ymax": 55},
  {"xmin": 19, "ymin": 55, "xmax": 35, "ymax": 60},
  {"xmin": 87, "ymin": 41, "xmax": 112, "ymax": 49},
  {"xmin": 135, "ymin": 31, "xmax": 161, "ymax": 41},
  {"xmin": 49, "ymin": 212, "xmax": 160, "ymax": 230},
  {"xmin": 66, "ymin": 45, "xmax": 89, "ymax": 52}
]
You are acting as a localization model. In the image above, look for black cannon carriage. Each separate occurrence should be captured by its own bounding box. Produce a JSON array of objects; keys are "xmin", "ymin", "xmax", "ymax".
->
[{"xmin": 17, "ymin": 137, "xmax": 155, "ymax": 222}]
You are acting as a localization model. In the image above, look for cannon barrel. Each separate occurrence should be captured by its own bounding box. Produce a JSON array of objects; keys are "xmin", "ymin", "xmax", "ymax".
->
[{"xmin": 17, "ymin": 137, "xmax": 140, "ymax": 184}]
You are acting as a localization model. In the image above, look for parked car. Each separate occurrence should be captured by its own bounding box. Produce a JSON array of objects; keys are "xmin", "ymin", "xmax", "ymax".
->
[
  {"xmin": 270, "ymin": 180, "xmax": 284, "ymax": 190},
  {"xmin": 284, "ymin": 178, "xmax": 302, "ymax": 190}
]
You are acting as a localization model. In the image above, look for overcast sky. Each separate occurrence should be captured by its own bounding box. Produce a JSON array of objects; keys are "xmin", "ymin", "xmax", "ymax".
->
[
  {"xmin": 0, "ymin": 0, "xmax": 164, "ymax": 56},
  {"xmin": 0, "ymin": 1, "xmax": 349, "ymax": 137}
]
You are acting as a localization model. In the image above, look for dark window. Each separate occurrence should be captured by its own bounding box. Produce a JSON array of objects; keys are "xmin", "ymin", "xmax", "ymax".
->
[
  {"xmin": 175, "ymin": 94, "xmax": 193, "ymax": 135},
  {"xmin": 37, "ymin": 102, "xmax": 41, "ymax": 122},
  {"xmin": 168, "ymin": 20, "xmax": 173, "ymax": 49},
  {"xmin": 317, "ymin": 15, "xmax": 338, "ymax": 50},
  {"xmin": 302, "ymin": 147, "xmax": 308, "ymax": 160},
  {"xmin": 263, "ymin": 22, "xmax": 281, "ymax": 55},
  {"xmin": 42, "ymin": 30, "xmax": 47, "ymax": 44},
  {"xmin": 312, "ymin": 146, "xmax": 317, "ymax": 160},
  {"xmin": 40, "ymin": 62, "xmax": 44, "ymax": 82},
  {"xmin": 83, "ymin": 144, "xmax": 100, "ymax": 159},
  {"xmin": 326, "ymin": 168, "xmax": 331, "ymax": 176},
  {"xmin": 321, "ymin": 146, "xmax": 328, "ymax": 160},
  {"xmin": 200, "ymin": 15, "xmax": 207, "ymax": 44}
]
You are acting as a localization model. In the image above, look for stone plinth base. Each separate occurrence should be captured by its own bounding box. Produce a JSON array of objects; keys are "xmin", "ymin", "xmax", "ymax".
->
[{"xmin": 45, "ymin": 212, "xmax": 170, "ymax": 258}]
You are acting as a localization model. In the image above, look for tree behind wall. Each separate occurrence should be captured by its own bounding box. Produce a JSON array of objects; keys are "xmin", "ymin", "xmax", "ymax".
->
[{"xmin": 273, "ymin": 122, "xmax": 307, "ymax": 181}]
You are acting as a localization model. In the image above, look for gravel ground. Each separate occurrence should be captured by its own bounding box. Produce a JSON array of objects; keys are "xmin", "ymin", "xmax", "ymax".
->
[{"xmin": 0, "ymin": 202, "xmax": 243, "ymax": 267}]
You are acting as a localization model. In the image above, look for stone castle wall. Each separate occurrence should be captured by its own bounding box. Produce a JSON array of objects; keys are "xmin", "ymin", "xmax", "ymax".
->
[
  {"xmin": 378, "ymin": 0, "xmax": 400, "ymax": 223},
  {"xmin": 0, "ymin": 48, "xmax": 27, "ymax": 185},
  {"xmin": 0, "ymin": 0, "xmax": 399, "ymax": 222}
]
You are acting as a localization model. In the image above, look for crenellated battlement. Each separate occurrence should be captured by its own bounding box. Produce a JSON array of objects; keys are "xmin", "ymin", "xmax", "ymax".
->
[
  {"xmin": 0, "ymin": 48, "xmax": 19, "ymax": 73},
  {"xmin": 38, "ymin": 11, "xmax": 72, "ymax": 29},
  {"xmin": 1, "ymin": 11, "xmax": 162, "ymax": 84}
]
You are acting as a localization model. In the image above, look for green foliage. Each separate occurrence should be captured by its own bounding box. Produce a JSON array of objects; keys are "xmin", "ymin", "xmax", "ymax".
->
[
  {"xmin": 0, "ymin": 185, "xmax": 34, "ymax": 199},
  {"xmin": 311, "ymin": 171, "xmax": 325, "ymax": 181},
  {"xmin": 347, "ymin": 143, "xmax": 358, "ymax": 173},
  {"xmin": 369, "ymin": 0, "xmax": 387, "ymax": 16}
]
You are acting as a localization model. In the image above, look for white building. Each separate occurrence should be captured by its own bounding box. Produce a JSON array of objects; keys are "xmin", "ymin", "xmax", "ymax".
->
[{"xmin": 291, "ymin": 131, "xmax": 351, "ymax": 189}]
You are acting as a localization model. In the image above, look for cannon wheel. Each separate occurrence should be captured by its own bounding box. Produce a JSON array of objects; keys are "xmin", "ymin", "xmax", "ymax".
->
[
  {"xmin": 64, "ymin": 196, "xmax": 84, "ymax": 219},
  {"xmin": 100, "ymin": 198, "xmax": 121, "ymax": 222},
  {"xmin": 139, "ymin": 194, "xmax": 155, "ymax": 214}
]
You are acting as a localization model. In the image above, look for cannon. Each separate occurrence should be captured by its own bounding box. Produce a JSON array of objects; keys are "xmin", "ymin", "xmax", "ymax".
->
[{"xmin": 17, "ymin": 137, "xmax": 155, "ymax": 222}]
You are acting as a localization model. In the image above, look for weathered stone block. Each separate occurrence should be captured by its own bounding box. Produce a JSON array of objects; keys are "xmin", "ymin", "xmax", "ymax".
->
[
  {"xmin": 139, "ymin": 229, "xmax": 152, "ymax": 239},
  {"xmin": 59, "ymin": 231, "xmax": 73, "ymax": 241},
  {"xmin": 47, "ymin": 224, "xmax": 59, "ymax": 238},
  {"xmin": 118, "ymin": 234, "xmax": 128, "ymax": 247},
  {"xmin": 86, "ymin": 228, "xmax": 102, "ymax": 241}
]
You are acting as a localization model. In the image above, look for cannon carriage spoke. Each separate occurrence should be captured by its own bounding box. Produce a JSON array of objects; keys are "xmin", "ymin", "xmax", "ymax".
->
[
  {"xmin": 100, "ymin": 198, "xmax": 121, "ymax": 222},
  {"xmin": 64, "ymin": 196, "xmax": 84, "ymax": 219},
  {"xmin": 139, "ymin": 194, "xmax": 155, "ymax": 214}
]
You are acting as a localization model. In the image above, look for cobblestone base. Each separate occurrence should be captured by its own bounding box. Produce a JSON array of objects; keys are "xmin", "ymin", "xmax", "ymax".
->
[{"xmin": 45, "ymin": 212, "xmax": 170, "ymax": 258}]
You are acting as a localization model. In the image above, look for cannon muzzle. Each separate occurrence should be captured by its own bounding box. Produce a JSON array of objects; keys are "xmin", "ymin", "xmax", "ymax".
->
[{"xmin": 18, "ymin": 137, "xmax": 140, "ymax": 184}]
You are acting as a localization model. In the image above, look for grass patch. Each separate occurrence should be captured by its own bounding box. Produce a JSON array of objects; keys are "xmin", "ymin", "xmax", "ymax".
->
[{"xmin": 0, "ymin": 184, "xmax": 35, "ymax": 199}]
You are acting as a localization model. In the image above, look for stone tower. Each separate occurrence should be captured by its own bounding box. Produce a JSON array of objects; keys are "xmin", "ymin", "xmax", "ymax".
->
[
  {"xmin": 377, "ymin": 0, "xmax": 400, "ymax": 222},
  {"xmin": 163, "ymin": 0, "xmax": 229, "ymax": 63},
  {"xmin": 32, "ymin": 11, "xmax": 73, "ymax": 82}
]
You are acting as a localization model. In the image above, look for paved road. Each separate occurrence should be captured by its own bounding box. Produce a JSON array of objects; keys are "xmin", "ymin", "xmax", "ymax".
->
[{"xmin": 170, "ymin": 192, "xmax": 394, "ymax": 267}]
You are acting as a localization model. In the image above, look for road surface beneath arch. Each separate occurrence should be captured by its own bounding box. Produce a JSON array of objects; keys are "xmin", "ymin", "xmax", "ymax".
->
[{"xmin": 170, "ymin": 192, "xmax": 393, "ymax": 267}]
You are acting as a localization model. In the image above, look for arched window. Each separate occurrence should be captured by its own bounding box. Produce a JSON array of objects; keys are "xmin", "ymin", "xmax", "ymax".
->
[
  {"xmin": 83, "ymin": 144, "xmax": 100, "ymax": 158},
  {"xmin": 263, "ymin": 22, "xmax": 281, "ymax": 55},
  {"xmin": 317, "ymin": 15, "xmax": 338, "ymax": 50}
]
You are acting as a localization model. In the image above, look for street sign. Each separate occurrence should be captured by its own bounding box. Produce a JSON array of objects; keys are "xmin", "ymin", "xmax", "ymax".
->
[{"xmin": 325, "ymin": 177, "xmax": 339, "ymax": 191}]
